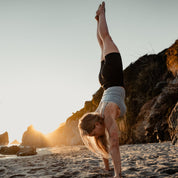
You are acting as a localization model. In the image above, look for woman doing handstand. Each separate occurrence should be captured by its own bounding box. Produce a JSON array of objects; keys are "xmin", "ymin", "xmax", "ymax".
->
[{"xmin": 78, "ymin": 2, "xmax": 126, "ymax": 178}]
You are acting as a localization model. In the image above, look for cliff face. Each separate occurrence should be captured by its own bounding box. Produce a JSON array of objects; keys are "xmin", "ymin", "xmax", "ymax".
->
[
  {"xmin": 128, "ymin": 40, "xmax": 178, "ymax": 144},
  {"xmin": 21, "ymin": 40, "xmax": 178, "ymax": 147}
]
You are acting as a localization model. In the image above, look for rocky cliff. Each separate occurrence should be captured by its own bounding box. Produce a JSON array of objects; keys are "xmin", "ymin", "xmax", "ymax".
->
[{"xmin": 21, "ymin": 40, "xmax": 178, "ymax": 147}]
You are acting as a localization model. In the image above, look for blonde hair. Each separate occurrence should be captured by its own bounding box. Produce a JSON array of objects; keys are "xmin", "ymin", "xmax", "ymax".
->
[{"xmin": 78, "ymin": 112, "xmax": 109, "ymax": 158}]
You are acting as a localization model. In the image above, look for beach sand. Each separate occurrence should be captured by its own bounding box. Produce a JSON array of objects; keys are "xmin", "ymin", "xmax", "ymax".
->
[{"xmin": 0, "ymin": 142, "xmax": 177, "ymax": 178}]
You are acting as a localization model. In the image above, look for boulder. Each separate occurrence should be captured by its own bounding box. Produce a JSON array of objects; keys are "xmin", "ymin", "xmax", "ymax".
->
[
  {"xmin": 0, "ymin": 145, "xmax": 37, "ymax": 156},
  {"xmin": 0, "ymin": 132, "xmax": 9, "ymax": 145},
  {"xmin": 0, "ymin": 145, "xmax": 20, "ymax": 155},
  {"xmin": 17, "ymin": 146, "xmax": 37, "ymax": 156}
]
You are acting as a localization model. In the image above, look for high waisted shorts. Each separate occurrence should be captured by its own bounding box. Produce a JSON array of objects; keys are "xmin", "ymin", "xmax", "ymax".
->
[{"xmin": 96, "ymin": 86, "xmax": 126, "ymax": 117}]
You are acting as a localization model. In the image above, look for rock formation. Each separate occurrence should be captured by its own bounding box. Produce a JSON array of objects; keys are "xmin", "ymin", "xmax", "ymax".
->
[
  {"xmin": 17, "ymin": 146, "xmax": 37, "ymax": 156},
  {"xmin": 21, "ymin": 125, "xmax": 49, "ymax": 147},
  {"xmin": 0, "ymin": 132, "xmax": 9, "ymax": 145},
  {"xmin": 10, "ymin": 139, "xmax": 20, "ymax": 145},
  {"xmin": 0, "ymin": 145, "xmax": 20, "ymax": 155},
  {"xmin": 0, "ymin": 145, "xmax": 37, "ymax": 156}
]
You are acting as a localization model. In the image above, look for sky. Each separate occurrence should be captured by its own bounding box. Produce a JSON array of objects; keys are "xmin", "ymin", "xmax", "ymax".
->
[{"xmin": 0, "ymin": 0, "xmax": 178, "ymax": 143}]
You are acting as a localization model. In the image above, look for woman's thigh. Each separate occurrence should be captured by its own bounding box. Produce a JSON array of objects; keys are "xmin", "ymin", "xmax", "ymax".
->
[{"xmin": 103, "ymin": 36, "xmax": 119, "ymax": 57}]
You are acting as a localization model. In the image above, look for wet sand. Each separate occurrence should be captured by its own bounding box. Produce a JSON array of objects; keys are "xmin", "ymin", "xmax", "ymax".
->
[{"xmin": 0, "ymin": 142, "xmax": 177, "ymax": 178}]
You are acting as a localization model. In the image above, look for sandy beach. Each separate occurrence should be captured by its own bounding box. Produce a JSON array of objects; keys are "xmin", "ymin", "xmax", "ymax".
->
[{"xmin": 0, "ymin": 142, "xmax": 177, "ymax": 178}]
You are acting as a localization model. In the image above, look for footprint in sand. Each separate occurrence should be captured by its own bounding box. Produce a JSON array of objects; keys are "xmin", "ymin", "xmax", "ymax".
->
[
  {"xmin": 27, "ymin": 167, "xmax": 45, "ymax": 174},
  {"xmin": 9, "ymin": 174, "xmax": 26, "ymax": 178},
  {"xmin": 0, "ymin": 168, "xmax": 6, "ymax": 177}
]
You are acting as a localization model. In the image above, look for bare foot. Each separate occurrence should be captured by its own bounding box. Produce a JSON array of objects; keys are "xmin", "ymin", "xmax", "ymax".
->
[
  {"xmin": 95, "ymin": 2, "xmax": 105, "ymax": 21},
  {"xmin": 97, "ymin": 2, "xmax": 105, "ymax": 15}
]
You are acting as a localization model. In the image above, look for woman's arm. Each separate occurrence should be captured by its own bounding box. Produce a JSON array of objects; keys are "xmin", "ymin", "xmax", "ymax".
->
[
  {"xmin": 104, "ymin": 103, "xmax": 121, "ymax": 178},
  {"xmin": 103, "ymin": 157, "xmax": 110, "ymax": 170}
]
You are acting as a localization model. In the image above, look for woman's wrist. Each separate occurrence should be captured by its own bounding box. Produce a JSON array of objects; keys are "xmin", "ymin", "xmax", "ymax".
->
[{"xmin": 103, "ymin": 157, "xmax": 109, "ymax": 170}]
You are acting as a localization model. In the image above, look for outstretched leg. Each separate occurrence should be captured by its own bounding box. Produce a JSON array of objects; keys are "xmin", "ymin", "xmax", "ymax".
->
[
  {"xmin": 96, "ymin": 2, "xmax": 119, "ymax": 57},
  {"xmin": 96, "ymin": 12, "xmax": 104, "ymax": 61}
]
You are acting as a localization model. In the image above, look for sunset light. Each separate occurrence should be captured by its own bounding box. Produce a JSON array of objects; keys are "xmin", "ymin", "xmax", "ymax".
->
[{"xmin": 0, "ymin": 0, "xmax": 178, "ymax": 145}]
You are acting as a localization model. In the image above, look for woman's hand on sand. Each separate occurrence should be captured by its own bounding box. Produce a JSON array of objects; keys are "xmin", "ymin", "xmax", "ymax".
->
[
  {"xmin": 104, "ymin": 167, "xmax": 110, "ymax": 171},
  {"xmin": 113, "ymin": 174, "xmax": 122, "ymax": 178}
]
